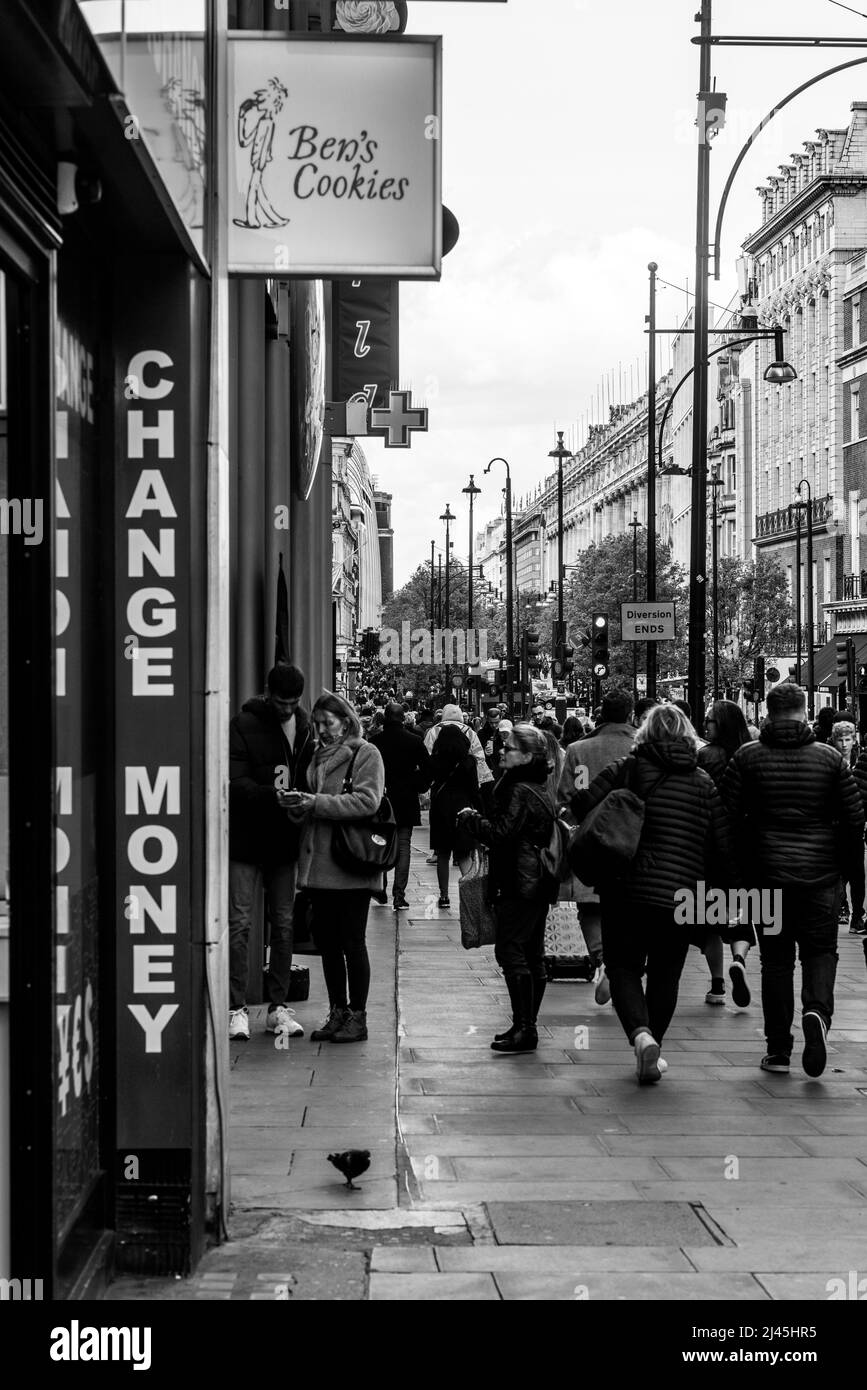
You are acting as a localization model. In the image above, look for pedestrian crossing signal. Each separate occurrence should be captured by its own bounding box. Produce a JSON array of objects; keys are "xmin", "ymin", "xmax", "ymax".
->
[
  {"xmin": 859, "ymin": 664, "xmax": 867, "ymax": 692},
  {"xmin": 591, "ymin": 614, "xmax": 609, "ymax": 678}
]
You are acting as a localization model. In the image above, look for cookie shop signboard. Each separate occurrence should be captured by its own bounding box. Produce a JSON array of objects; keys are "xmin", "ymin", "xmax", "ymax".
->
[{"xmin": 227, "ymin": 35, "xmax": 442, "ymax": 277}]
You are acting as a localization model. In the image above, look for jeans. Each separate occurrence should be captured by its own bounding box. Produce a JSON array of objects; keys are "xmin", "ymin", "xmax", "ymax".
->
[
  {"xmin": 307, "ymin": 888, "xmax": 372, "ymax": 1012},
  {"xmin": 229, "ymin": 860, "xmax": 297, "ymax": 1011},
  {"xmin": 758, "ymin": 883, "xmax": 840, "ymax": 1057},
  {"xmin": 578, "ymin": 905, "xmax": 604, "ymax": 969},
  {"xmin": 385, "ymin": 826, "xmax": 413, "ymax": 899},
  {"xmin": 600, "ymin": 896, "xmax": 690, "ymax": 1046},
  {"xmin": 494, "ymin": 895, "xmax": 550, "ymax": 989}
]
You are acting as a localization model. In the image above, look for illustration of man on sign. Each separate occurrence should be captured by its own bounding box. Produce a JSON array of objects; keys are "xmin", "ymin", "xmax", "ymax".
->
[{"xmin": 233, "ymin": 77, "xmax": 289, "ymax": 229}]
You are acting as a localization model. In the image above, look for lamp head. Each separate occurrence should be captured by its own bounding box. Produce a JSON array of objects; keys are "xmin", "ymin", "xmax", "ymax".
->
[{"xmin": 764, "ymin": 327, "xmax": 797, "ymax": 385}]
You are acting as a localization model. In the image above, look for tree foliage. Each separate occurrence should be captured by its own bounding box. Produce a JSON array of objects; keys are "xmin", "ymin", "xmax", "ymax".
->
[
  {"xmin": 711, "ymin": 554, "xmax": 794, "ymax": 691},
  {"xmin": 380, "ymin": 558, "xmax": 507, "ymax": 698}
]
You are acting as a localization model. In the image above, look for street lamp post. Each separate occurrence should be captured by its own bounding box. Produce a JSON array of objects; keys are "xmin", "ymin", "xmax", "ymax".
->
[
  {"xmin": 795, "ymin": 504, "xmax": 802, "ymax": 693},
  {"xmin": 628, "ymin": 512, "xmax": 642, "ymax": 705},
  {"xmin": 440, "ymin": 504, "xmax": 455, "ymax": 699},
  {"xmin": 485, "ymin": 457, "xmax": 514, "ymax": 715},
  {"xmin": 795, "ymin": 479, "xmax": 814, "ymax": 719},
  {"xmin": 462, "ymin": 474, "xmax": 482, "ymax": 713},
  {"xmin": 647, "ymin": 262, "xmax": 658, "ymax": 699},
  {"xmin": 707, "ymin": 455, "xmax": 723, "ymax": 700},
  {"xmin": 430, "ymin": 539, "xmax": 435, "ymax": 644},
  {"xmin": 548, "ymin": 431, "xmax": 574, "ymax": 645}
]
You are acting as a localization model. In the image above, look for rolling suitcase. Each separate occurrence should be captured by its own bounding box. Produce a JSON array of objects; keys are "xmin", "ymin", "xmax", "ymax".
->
[{"xmin": 543, "ymin": 898, "xmax": 594, "ymax": 982}]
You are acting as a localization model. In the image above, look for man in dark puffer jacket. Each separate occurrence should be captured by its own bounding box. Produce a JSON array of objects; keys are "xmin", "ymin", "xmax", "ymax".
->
[
  {"xmin": 229, "ymin": 663, "xmax": 315, "ymax": 1041},
  {"xmin": 720, "ymin": 683, "xmax": 864, "ymax": 1078}
]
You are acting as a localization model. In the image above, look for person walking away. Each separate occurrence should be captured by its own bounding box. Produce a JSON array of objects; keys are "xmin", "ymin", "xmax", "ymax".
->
[
  {"xmin": 424, "ymin": 703, "xmax": 494, "ymax": 894},
  {"xmin": 285, "ymin": 693, "xmax": 386, "ymax": 1043},
  {"xmin": 427, "ymin": 722, "xmax": 482, "ymax": 909},
  {"xmin": 850, "ymin": 732, "xmax": 867, "ymax": 936},
  {"xmin": 558, "ymin": 690, "xmax": 636, "ymax": 1005},
  {"xmin": 459, "ymin": 725, "xmax": 559, "ymax": 1053},
  {"xmin": 720, "ymin": 684, "xmax": 864, "ymax": 1077},
  {"xmin": 570, "ymin": 705, "xmax": 737, "ymax": 1084},
  {"xmin": 369, "ymin": 702, "xmax": 432, "ymax": 911},
  {"xmin": 479, "ymin": 706, "xmax": 507, "ymax": 776},
  {"xmin": 228, "ymin": 663, "xmax": 313, "ymax": 1041},
  {"xmin": 698, "ymin": 699, "xmax": 756, "ymax": 1007},
  {"xmin": 827, "ymin": 720, "xmax": 864, "ymax": 930}
]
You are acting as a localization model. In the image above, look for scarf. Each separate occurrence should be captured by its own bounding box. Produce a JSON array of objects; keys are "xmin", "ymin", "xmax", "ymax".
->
[{"xmin": 308, "ymin": 734, "xmax": 360, "ymax": 790}]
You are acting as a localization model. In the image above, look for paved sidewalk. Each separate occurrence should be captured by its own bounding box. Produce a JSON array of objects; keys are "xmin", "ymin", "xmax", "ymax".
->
[{"xmin": 107, "ymin": 827, "xmax": 867, "ymax": 1301}]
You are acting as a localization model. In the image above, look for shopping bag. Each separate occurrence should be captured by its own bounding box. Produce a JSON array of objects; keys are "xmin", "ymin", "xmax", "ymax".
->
[
  {"xmin": 543, "ymin": 901, "xmax": 593, "ymax": 980},
  {"xmin": 458, "ymin": 849, "xmax": 497, "ymax": 950}
]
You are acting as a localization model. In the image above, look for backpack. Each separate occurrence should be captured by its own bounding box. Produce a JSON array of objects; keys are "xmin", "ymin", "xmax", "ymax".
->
[
  {"xmin": 567, "ymin": 755, "xmax": 669, "ymax": 886},
  {"xmin": 525, "ymin": 787, "xmax": 572, "ymax": 883}
]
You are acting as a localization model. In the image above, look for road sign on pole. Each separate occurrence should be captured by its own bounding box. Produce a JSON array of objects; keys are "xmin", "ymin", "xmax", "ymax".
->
[{"xmin": 620, "ymin": 602, "xmax": 676, "ymax": 642}]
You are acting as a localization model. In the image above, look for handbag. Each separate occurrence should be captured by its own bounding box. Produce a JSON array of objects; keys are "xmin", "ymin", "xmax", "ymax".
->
[
  {"xmin": 262, "ymin": 963, "xmax": 310, "ymax": 1001},
  {"xmin": 567, "ymin": 756, "xmax": 669, "ymax": 887},
  {"xmin": 458, "ymin": 848, "xmax": 498, "ymax": 949},
  {"xmin": 330, "ymin": 747, "xmax": 400, "ymax": 875}
]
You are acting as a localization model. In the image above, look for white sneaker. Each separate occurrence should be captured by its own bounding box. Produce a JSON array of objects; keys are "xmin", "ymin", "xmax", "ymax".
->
[
  {"xmin": 266, "ymin": 1005, "xmax": 304, "ymax": 1037},
  {"xmin": 593, "ymin": 967, "xmax": 611, "ymax": 1006},
  {"xmin": 657, "ymin": 1058, "xmax": 668, "ymax": 1075},
  {"xmin": 705, "ymin": 988, "xmax": 726, "ymax": 1006},
  {"xmin": 229, "ymin": 1008, "xmax": 250, "ymax": 1041},
  {"xmin": 634, "ymin": 1030, "xmax": 661, "ymax": 1084}
]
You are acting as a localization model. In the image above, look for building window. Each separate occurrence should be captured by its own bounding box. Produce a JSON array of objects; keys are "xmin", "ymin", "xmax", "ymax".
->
[
  {"xmin": 824, "ymin": 553, "xmax": 831, "ymax": 604},
  {"xmin": 850, "ymin": 491, "xmax": 860, "ymax": 574},
  {"xmin": 851, "ymin": 384, "xmax": 860, "ymax": 442},
  {"xmin": 855, "ymin": 293, "xmax": 862, "ymax": 348}
]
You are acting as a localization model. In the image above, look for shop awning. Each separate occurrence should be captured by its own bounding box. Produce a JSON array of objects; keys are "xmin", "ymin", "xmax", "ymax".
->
[{"xmin": 810, "ymin": 632, "xmax": 867, "ymax": 687}]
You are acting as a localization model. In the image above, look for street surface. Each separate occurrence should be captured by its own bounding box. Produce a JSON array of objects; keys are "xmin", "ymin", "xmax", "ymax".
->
[{"xmin": 108, "ymin": 826, "xmax": 867, "ymax": 1301}]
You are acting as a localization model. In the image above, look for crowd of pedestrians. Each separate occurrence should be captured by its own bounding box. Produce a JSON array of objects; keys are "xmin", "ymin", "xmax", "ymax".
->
[{"xmin": 227, "ymin": 666, "xmax": 867, "ymax": 1084}]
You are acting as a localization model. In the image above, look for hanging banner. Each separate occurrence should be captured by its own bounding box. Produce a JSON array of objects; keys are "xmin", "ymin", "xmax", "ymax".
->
[
  {"xmin": 331, "ymin": 277, "xmax": 399, "ymax": 418},
  {"xmin": 292, "ymin": 279, "xmax": 327, "ymax": 501},
  {"xmin": 227, "ymin": 35, "xmax": 442, "ymax": 278}
]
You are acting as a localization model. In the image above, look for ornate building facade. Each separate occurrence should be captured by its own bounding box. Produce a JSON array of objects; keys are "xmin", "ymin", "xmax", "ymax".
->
[{"xmin": 332, "ymin": 439, "xmax": 383, "ymax": 687}]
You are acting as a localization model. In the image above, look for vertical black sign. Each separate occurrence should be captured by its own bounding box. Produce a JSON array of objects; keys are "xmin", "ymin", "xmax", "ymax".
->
[{"xmin": 331, "ymin": 278, "xmax": 399, "ymax": 428}]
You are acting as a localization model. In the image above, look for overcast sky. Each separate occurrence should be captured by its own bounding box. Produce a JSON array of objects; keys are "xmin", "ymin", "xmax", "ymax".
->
[{"xmin": 364, "ymin": 0, "xmax": 867, "ymax": 586}]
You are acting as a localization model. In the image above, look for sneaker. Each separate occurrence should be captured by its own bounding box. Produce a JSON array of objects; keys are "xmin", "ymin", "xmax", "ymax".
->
[
  {"xmin": 760, "ymin": 1053, "xmax": 790, "ymax": 1073},
  {"xmin": 371, "ymin": 889, "xmax": 389, "ymax": 906},
  {"xmin": 393, "ymin": 894, "xmax": 409, "ymax": 911},
  {"xmin": 310, "ymin": 1006, "xmax": 349, "ymax": 1042},
  {"xmin": 437, "ymin": 896, "xmax": 450, "ymax": 909},
  {"xmin": 802, "ymin": 1011, "xmax": 828, "ymax": 1078},
  {"xmin": 634, "ymin": 1030, "xmax": 661, "ymax": 1084},
  {"xmin": 705, "ymin": 988, "xmax": 726, "ymax": 1006},
  {"xmin": 229, "ymin": 1008, "xmax": 250, "ymax": 1041},
  {"xmin": 657, "ymin": 1058, "xmax": 669, "ymax": 1075},
  {"xmin": 848, "ymin": 916, "xmax": 867, "ymax": 935},
  {"xmin": 426, "ymin": 853, "xmax": 438, "ymax": 864},
  {"xmin": 728, "ymin": 957, "xmax": 751, "ymax": 1008},
  {"xmin": 265, "ymin": 1005, "xmax": 304, "ymax": 1037},
  {"xmin": 593, "ymin": 966, "xmax": 611, "ymax": 1006},
  {"xmin": 331, "ymin": 1009, "xmax": 368, "ymax": 1044}
]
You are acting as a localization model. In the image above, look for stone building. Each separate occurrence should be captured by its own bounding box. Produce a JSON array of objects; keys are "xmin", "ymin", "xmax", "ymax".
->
[{"xmin": 332, "ymin": 439, "xmax": 383, "ymax": 690}]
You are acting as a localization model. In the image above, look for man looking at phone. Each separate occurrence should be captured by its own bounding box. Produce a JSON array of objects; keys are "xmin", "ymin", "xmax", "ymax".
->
[{"xmin": 228, "ymin": 663, "xmax": 314, "ymax": 1040}]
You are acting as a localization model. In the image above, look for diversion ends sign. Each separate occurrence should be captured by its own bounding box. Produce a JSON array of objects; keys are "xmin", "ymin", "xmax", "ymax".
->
[
  {"xmin": 620, "ymin": 602, "xmax": 676, "ymax": 642},
  {"xmin": 227, "ymin": 35, "xmax": 442, "ymax": 277}
]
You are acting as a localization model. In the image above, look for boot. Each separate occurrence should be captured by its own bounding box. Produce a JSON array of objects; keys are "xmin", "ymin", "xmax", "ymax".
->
[
  {"xmin": 531, "ymin": 974, "xmax": 546, "ymax": 1025},
  {"xmin": 310, "ymin": 1005, "xmax": 349, "ymax": 1042},
  {"xmin": 491, "ymin": 974, "xmax": 537, "ymax": 1053},
  {"xmin": 331, "ymin": 1008, "xmax": 368, "ymax": 1043}
]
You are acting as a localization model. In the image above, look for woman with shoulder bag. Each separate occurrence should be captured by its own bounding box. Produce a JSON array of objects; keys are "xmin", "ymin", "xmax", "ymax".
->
[
  {"xmin": 570, "ymin": 704, "xmax": 737, "ymax": 1084},
  {"xmin": 428, "ymin": 718, "xmax": 483, "ymax": 909},
  {"xmin": 284, "ymin": 693, "xmax": 385, "ymax": 1043},
  {"xmin": 460, "ymin": 724, "xmax": 559, "ymax": 1054}
]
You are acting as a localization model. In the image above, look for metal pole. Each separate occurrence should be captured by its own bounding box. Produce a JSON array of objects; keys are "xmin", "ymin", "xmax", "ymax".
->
[
  {"xmin": 557, "ymin": 440, "xmax": 565, "ymax": 632},
  {"xmin": 629, "ymin": 512, "xmax": 640, "ymax": 705},
  {"xmin": 486, "ymin": 458, "xmax": 514, "ymax": 715},
  {"xmin": 711, "ymin": 480, "xmax": 719, "ymax": 699},
  {"xmin": 688, "ymin": 0, "xmax": 713, "ymax": 720},
  {"xmin": 647, "ymin": 263, "xmax": 658, "ymax": 699},
  {"xmin": 795, "ymin": 507, "xmax": 802, "ymax": 686},
  {"xmin": 430, "ymin": 539, "xmax": 435, "ymax": 642},
  {"xmin": 803, "ymin": 482, "xmax": 815, "ymax": 718}
]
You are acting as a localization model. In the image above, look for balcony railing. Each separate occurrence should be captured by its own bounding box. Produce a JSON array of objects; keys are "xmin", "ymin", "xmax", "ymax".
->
[
  {"xmin": 754, "ymin": 494, "xmax": 832, "ymax": 540},
  {"xmin": 841, "ymin": 572, "xmax": 867, "ymax": 601}
]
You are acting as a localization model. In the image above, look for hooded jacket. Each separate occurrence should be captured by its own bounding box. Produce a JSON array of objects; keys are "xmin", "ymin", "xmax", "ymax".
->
[
  {"xmin": 570, "ymin": 738, "xmax": 737, "ymax": 909},
  {"xmin": 229, "ymin": 697, "xmax": 314, "ymax": 865},
  {"xmin": 465, "ymin": 762, "xmax": 558, "ymax": 903},
  {"xmin": 296, "ymin": 721, "xmax": 386, "ymax": 891},
  {"xmin": 369, "ymin": 722, "xmax": 433, "ymax": 826},
  {"xmin": 720, "ymin": 719, "xmax": 865, "ymax": 886}
]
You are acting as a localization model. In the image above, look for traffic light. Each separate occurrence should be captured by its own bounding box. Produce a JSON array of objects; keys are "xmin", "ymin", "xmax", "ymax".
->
[
  {"xmin": 591, "ymin": 614, "xmax": 609, "ymax": 678},
  {"xmin": 525, "ymin": 627, "xmax": 542, "ymax": 674},
  {"xmin": 562, "ymin": 643, "xmax": 574, "ymax": 677},
  {"xmin": 753, "ymin": 656, "xmax": 765, "ymax": 701},
  {"xmin": 858, "ymin": 664, "xmax": 867, "ymax": 692},
  {"xmin": 742, "ymin": 677, "xmax": 755, "ymax": 703},
  {"xmin": 836, "ymin": 638, "xmax": 850, "ymax": 680}
]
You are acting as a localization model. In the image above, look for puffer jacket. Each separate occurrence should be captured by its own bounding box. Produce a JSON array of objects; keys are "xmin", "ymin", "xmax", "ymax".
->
[
  {"xmin": 570, "ymin": 738, "xmax": 737, "ymax": 909},
  {"xmin": 696, "ymin": 741, "xmax": 731, "ymax": 787},
  {"xmin": 229, "ymin": 699, "xmax": 314, "ymax": 865},
  {"xmin": 296, "ymin": 736, "xmax": 386, "ymax": 891},
  {"xmin": 558, "ymin": 721, "xmax": 636, "ymax": 906},
  {"xmin": 852, "ymin": 749, "xmax": 867, "ymax": 820},
  {"xmin": 720, "ymin": 720, "xmax": 865, "ymax": 886},
  {"xmin": 465, "ymin": 764, "xmax": 558, "ymax": 903}
]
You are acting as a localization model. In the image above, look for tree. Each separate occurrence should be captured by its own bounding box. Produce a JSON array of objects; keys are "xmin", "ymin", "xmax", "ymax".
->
[
  {"xmin": 380, "ymin": 558, "xmax": 507, "ymax": 700},
  {"xmin": 563, "ymin": 534, "xmax": 689, "ymax": 694},
  {"xmin": 710, "ymin": 554, "xmax": 794, "ymax": 693}
]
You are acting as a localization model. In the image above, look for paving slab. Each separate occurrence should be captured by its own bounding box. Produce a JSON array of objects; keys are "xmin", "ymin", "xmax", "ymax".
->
[
  {"xmin": 368, "ymin": 1273, "xmax": 500, "ymax": 1300},
  {"xmin": 436, "ymin": 1245, "xmax": 693, "ymax": 1273},
  {"xmin": 683, "ymin": 1240, "xmax": 867, "ymax": 1272},
  {"xmin": 493, "ymin": 1272, "xmax": 768, "ymax": 1300},
  {"xmin": 486, "ymin": 1200, "xmax": 718, "ymax": 1246},
  {"xmin": 370, "ymin": 1246, "xmax": 439, "ymax": 1272}
]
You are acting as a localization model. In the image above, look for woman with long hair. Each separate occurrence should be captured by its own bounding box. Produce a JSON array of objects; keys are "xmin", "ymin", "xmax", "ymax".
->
[
  {"xmin": 460, "ymin": 724, "xmax": 559, "ymax": 1054},
  {"xmin": 697, "ymin": 699, "xmax": 755, "ymax": 1007},
  {"xmin": 570, "ymin": 704, "xmax": 737, "ymax": 1084},
  {"xmin": 428, "ymin": 720, "xmax": 481, "ymax": 908},
  {"xmin": 284, "ymin": 693, "xmax": 385, "ymax": 1044}
]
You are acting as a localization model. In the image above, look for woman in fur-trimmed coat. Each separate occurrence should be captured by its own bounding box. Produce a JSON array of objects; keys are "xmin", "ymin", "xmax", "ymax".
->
[{"xmin": 286, "ymin": 693, "xmax": 385, "ymax": 1044}]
